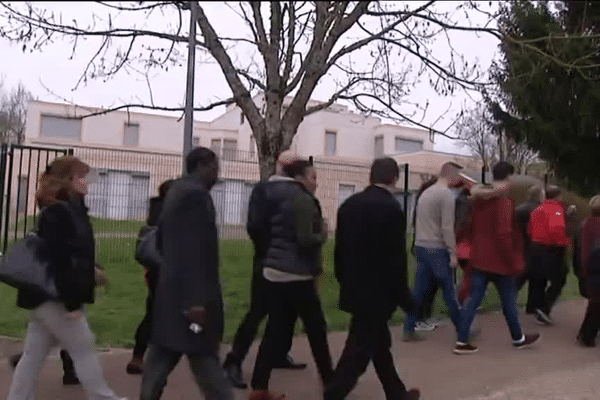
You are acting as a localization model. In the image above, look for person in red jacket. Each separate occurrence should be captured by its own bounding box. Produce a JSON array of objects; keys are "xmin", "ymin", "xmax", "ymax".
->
[
  {"xmin": 574, "ymin": 195, "xmax": 600, "ymax": 346},
  {"xmin": 527, "ymin": 185, "xmax": 571, "ymax": 325},
  {"xmin": 454, "ymin": 161, "xmax": 540, "ymax": 354}
]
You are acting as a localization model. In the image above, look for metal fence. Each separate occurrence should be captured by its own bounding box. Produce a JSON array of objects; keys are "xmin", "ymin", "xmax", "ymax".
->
[{"xmin": 1, "ymin": 144, "xmax": 414, "ymax": 262}]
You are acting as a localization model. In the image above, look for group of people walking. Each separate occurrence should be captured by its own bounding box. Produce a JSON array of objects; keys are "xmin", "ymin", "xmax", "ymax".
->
[{"xmin": 5, "ymin": 145, "xmax": 600, "ymax": 400}]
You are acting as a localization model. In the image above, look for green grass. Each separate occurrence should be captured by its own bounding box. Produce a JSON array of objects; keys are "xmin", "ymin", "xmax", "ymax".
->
[{"xmin": 0, "ymin": 236, "xmax": 584, "ymax": 348}]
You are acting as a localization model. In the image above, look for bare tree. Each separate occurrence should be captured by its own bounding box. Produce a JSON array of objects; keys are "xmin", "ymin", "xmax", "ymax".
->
[
  {"xmin": 455, "ymin": 102, "xmax": 537, "ymax": 173},
  {"xmin": 0, "ymin": 1, "xmax": 501, "ymax": 178},
  {"xmin": 0, "ymin": 82, "xmax": 34, "ymax": 144}
]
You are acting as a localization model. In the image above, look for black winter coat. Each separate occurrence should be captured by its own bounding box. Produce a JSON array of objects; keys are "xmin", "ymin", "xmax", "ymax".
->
[
  {"xmin": 151, "ymin": 175, "xmax": 224, "ymax": 355},
  {"xmin": 334, "ymin": 185, "xmax": 414, "ymax": 319},
  {"xmin": 17, "ymin": 197, "xmax": 96, "ymax": 312}
]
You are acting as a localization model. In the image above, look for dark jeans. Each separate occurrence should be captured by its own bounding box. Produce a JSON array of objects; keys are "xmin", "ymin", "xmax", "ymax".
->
[
  {"xmin": 459, "ymin": 270, "xmax": 522, "ymax": 343},
  {"xmin": 251, "ymin": 279, "xmax": 332, "ymax": 390},
  {"xmin": 405, "ymin": 247, "xmax": 460, "ymax": 334},
  {"xmin": 324, "ymin": 315, "xmax": 408, "ymax": 400},
  {"xmin": 227, "ymin": 274, "xmax": 294, "ymax": 365},
  {"xmin": 133, "ymin": 274, "xmax": 156, "ymax": 358},
  {"xmin": 528, "ymin": 244, "xmax": 567, "ymax": 315},
  {"xmin": 140, "ymin": 344, "xmax": 233, "ymax": 400},
  {"xmin": 578, "ymin": 297, "xmax": 600, "ymax": 344}
]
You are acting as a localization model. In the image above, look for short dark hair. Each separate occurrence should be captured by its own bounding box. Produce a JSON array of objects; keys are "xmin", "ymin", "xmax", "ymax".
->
[
  {"xmin": 545, "ymin": 185, "xmax": 562, "ymax": 199},
  {"xmin": 370, "ymin": 157, "xmax": 400, "ymax": 185},
  {"xmin": 492, "ymin": 161, "xmax": 514, "ymax": 181},
  {"xmin": 186, "ymin": 147, "xmax": 217, "ymax": 174},
  {"xmin": 282, "ymin": 159, "xmax": 312, "ymax": 178},
  {"xmin": 158, "ymin": 179, "xmax": 176, "ymax": 199}
]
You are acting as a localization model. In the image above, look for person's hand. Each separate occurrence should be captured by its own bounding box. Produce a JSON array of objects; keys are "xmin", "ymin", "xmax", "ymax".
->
[
  {"xmin": 322, "ymin": 219, "xmax": 329, "ymax": 235},
  {"xmin": 65, "ymin": 311, "xmax": 83, "ymax": 321},
  {"xmin": 94, "ymin": 267, "xmax": 110, "ymax": 288},
  {"xmin": 450, "ymin": 255, "xmax": 459, "ymax": 269}
]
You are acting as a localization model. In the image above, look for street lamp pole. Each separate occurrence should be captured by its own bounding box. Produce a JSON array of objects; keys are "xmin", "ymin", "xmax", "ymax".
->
[{"xmin": 182, "ymin": 1, "xmax": 197, "ymax": 174}]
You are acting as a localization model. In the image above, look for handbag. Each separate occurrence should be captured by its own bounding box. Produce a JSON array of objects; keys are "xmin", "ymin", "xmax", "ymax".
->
[
  {"xmin": 135, "ymin": 225, "xmax": 162, "ymax": 270},
  {"xmin": 0, "ymin": 232, "xmax": 58, "ymax": 297}
]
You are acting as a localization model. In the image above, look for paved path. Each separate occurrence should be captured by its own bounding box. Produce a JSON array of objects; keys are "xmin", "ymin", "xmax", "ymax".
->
[{"xmin": 1, "ymin": 299, "xmax": 599, "ymax": 399}]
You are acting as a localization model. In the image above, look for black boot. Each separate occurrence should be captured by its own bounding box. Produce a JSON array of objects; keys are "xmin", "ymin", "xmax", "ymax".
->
[
  {"xmin": 9, "ymin": 353, "xmax": 22, "ymax": 370},
  {"xmin": 60, "ymin": 350, "xmax": 80, "ymax": 385},
  {"xmin": 223, "ymin": 353, "xmax": 247, "ymax": 389},
  {"xmin": 272, "ymin": 354, "xmax": 307, "ymax": 370}
]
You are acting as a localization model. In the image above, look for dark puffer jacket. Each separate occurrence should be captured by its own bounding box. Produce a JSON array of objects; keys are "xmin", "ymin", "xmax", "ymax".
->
[{"xmin": 262, "ymin": 180, "xmax": 325, "ymax": 277}]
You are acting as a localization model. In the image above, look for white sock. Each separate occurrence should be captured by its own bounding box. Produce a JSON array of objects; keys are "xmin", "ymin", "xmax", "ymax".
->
[{"xmin": 513, "ymin": 335, "xmax": 525, "ymax": 344}]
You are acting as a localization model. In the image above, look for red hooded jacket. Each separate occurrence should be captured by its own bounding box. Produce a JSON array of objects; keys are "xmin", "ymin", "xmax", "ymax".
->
[{"xmin": 467, "ymin": 195, "xmax": 524, "ymax": 276}]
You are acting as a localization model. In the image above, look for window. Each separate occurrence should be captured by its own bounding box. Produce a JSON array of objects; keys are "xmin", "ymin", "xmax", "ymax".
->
[
  {"xmin": 374, "ymin": 135, "xmax": 384, "ymax": 158},
  {"xmin": 192, "ymin": 136, "xmax": 200, "ymax": 147},
  {"xmin": 123, "ymin": 123, "xmax": 139, "ymax": 146},
  {"xmin": 395, "ymin": 137, "xmax": 423, "ymax": 153},
  {"xmin": 249, "ymin": 136, "xmax": 255, "ymax": 154},
  {"xmin": 40, "ymin": 115, "xmax": 81, "ymax": 140},
  {"xmin": 325, "ymin": 131, "xmax": 337, "ymax": 156},
  {"xmin": 240, "ymin": 112, "xmax": 245, "ymax": 125},
  {"xmin": 210, "ymin": 138, "xmax": 221, "ymax": 155},
  {"xmin": 338, "ymin": 184, "xmax": 355, "ymax": 206},
  {"xmin": 223, "ymin": 139, "xmax": 238, "ymax": 159}
]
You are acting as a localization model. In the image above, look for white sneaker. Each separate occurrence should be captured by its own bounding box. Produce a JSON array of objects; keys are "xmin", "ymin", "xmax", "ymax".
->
[{"xmin": 414, "ymin": 321, "xmax": 436, "ymax": 331}]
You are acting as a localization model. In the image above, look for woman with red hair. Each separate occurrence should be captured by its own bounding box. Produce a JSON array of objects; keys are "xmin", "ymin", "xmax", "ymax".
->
[{"xmin": 7, "ymin": 156, "xmax": 126, "ymax": 400}]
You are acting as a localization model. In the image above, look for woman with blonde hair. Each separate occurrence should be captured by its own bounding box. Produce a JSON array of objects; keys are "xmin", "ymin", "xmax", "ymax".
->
[
  {"xmin": 575, "ymin": 195, "xmax": 600, "ymax": 347},
  {"xmin": 7, "ymin": 156, "xmax": 126, "ymax": 400}
]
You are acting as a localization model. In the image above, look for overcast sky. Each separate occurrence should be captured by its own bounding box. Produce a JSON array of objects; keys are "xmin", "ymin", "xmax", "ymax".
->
[{"xmin": 0, "ymin": 1, "xmax": 501, "ymax": 155}]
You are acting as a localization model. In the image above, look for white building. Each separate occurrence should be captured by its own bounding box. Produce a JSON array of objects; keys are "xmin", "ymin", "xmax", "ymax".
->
[{"xmin": 22, "ymin": 98, "xmax": 481, "ymax": 227}]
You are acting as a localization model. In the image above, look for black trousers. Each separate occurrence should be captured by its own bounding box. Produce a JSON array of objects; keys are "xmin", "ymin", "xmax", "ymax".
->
[
  {"xmin": 324, "ymin": 315, "xmax": 407, "ymax": 400},
  {"xmin": 578, "ymin": 298, "xmax": 600, "ymax": 344},
  {"xmin": 251, "ymin": 279, "xmax": 332, "ymax": 390},
  {"xmin": 516, "ymin": 270, "xmax": 535, "ymax": 313},
  {"xmin": 133, "ymin": 271, "xmax": 157, "ymax": 358},
  {"xmin": 227, "ymin": 273, "xmax": 295, "ymax": 365},
  {"xmin": 528, "ymin": 244, "xmax": 567, "ymax": 315}
]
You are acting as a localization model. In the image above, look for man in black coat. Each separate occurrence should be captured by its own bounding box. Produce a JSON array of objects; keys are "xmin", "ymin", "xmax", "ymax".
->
[
  {"xmin": 324, "ymin": 157, "xmax": 420, "ymax": 400},
  {"xmin": 223, "ymin": 150, "xmax": 306, "ymax": 389},
  {"xmin": 140, "ymin": 147, "xmax": 232, "ymax": 400}
]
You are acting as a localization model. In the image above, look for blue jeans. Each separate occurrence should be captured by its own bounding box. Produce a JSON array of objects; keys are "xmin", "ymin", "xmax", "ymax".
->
[
  {"xmin": 404, "ymin": 247, "xmax": 460, "ymax": 334},
  {"xmin": 458, "ymin": 270, "xmax": 522, "ymax": 343}
]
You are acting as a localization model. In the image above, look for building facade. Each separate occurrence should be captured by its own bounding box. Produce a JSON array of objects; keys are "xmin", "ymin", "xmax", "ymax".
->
[{"xmin": 18, "ymin": 99, "xmax": 482, "ymax": 232}]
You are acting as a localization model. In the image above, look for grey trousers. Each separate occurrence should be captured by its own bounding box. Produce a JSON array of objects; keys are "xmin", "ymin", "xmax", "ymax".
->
[
  {"xmin": 140, "ymin": 344, "xmax": 233, "ymax": 400},
  {"xmin": 7, "ymin": 301, "xmax": 121, "ymax": 400}
]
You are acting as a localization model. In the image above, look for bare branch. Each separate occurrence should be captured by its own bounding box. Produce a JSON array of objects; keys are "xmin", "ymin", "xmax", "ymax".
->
[
  {"xmin": 341, "ymin": 92, "xmax": 460, "ymax": 140},
  {"xmin": 195, "ymin": 3, "xmax": 263, "ymax": 132}
]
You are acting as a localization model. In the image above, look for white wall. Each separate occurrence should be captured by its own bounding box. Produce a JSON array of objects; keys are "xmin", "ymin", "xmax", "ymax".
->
[{"xmin": 26, "ymin": 101, "xmax": 214, "ymax": 153}]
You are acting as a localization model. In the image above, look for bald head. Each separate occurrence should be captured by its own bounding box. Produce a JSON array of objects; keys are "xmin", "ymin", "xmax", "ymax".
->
[
  {"xmin": 276, "ymin": 150, "xmax": 300, "ymax": 175},
  {"xmin": 439, "ymin": 161, "xmax": 463, "ymax": 187}
]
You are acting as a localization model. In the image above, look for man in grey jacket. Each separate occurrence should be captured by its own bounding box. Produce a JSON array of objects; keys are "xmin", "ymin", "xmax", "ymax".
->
[
  {"xmin": 140, "ymin": 147, "xmax": 232, "ymax": 400},
  {"xmin": 403, "ymin": 162, "xmax": 463, "ymax": 341}
]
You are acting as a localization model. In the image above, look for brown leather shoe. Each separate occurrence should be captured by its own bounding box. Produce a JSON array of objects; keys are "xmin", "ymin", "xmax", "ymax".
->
[
  {"xmin": 248, "ymin": 390, "xmax": 286, "ymax": 400},
  {"xmin": 406, "ymin": 388, "xmax": 421, "ymax": 400},
  {"xmin": 126, "ymin": 355, "xmax": 144, "ymax": 375}
]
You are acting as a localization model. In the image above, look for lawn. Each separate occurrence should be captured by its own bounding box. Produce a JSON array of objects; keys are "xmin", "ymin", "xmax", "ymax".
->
[{"xmin": 0, "ymin": 236, "xmax": 584, "ymax": 348}]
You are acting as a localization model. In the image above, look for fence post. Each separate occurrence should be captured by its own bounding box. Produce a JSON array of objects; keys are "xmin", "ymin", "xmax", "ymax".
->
[
  {"xmin": 0, "ymin": 143, "xmax": 8, "ymax": 251},
  {"xmin": 3, "ymin": 145, "xmax": 14, "ymax": 254},
  {"xmin": 404, "ymin": 163, "xmax": 409, "ymax": 230}
]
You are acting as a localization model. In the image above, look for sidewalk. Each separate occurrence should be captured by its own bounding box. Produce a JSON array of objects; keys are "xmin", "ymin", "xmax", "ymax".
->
[{"xmin": 1, "ymin": 299, "xmax": 599, "ymax": 399}]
